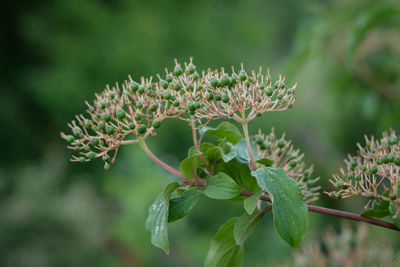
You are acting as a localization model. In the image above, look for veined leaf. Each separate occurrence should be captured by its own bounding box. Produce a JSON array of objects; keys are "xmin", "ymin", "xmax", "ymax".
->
[
  {"xmin": 215, "ymin": 160, "xmax": 260, "ymax": 193},
  {"xmin": 205, "ymin": 218, "xmax": 243, "ymax": 267},
  {"xmin": 256, "ymin": 157, "xmax": 274, "ymax": 167},
  {"xmin": 145, "ymin": 182, "xmax": 179, "ymax": 254},
  {"xmin": 168, "ymin": 189, "xmax": 202, "ymax": 223},
  {"xmin": 252, "ymin": 167, "xmax": 308, "ymax": 248},
  {"xmin": 234, "ymin": 212, "xmax": 262, "ymax": 245},
  {"xmin": 180, "ymin": 155, "xmax": 200, "ymax": 179},
  {"xmin": 204, "ymin": 172, "xmax": 242, "ymax": 200},
  {"xmin": 232, "ymin": 139, "xmax": 260, "ymax": 164},
  {"xmin": 199, "ymin": 122, "xmax": 243, "ymax": 145},
  {"xmin": 361, "ymin": 192, "xmax": 390, "ymax": 218},
  {"xmin": 243, "ymin": 191, "xmax": 263, "ymax": 215}
]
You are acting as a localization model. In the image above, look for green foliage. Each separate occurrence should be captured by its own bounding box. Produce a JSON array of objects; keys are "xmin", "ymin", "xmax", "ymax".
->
[
  {"xmin": 145, "ymin": 182, "xmax": 179, "ymax": 254},
  {"xmin": 204, "ymin": 218, "xmax": 243, "ymax": 267},
  {"xmin": 179, "ymin": 154, "xmax": 200, "ymax": 179},
  {"xmin": 252, "ymin": 167, "xmax": 308, "ymax": 247},
  {"xmin": 168, "ymin": 189, "xmax": 202, "ymax": 223},
  {"xmin": 204, "ymin": 173, "xmax": 242, "ymax": 200},
  {"xmin": 233, "ymin": 212, "xmax": 262, "ymax": 246},
  {"xmin": 199, "ymin": 122, "xmax": 243, "ymax": 145},
  {"xmin": 243, "ymin": 191, "xmax": 263, "ymax": 215}
]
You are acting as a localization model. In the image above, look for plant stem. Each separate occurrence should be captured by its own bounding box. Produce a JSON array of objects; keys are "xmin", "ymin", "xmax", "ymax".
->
[
  {"xmin": 240, "ymin": 112, "xmax": 257, "ymax": 170},
  {"xmin": 138, "ymin": 138, "xmax": 187, "ymax": 180},
  {"xmin": 241, "ymin": 190, "xmax": 400, "ymax": 232},
  {"xmin": 190, "ymin": 116, "xmax": 213, "ymax": 175}
]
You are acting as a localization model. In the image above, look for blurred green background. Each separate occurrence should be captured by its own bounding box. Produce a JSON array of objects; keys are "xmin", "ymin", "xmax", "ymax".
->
[{"xmin": 1, "ymin": 0, "xmax": 399, "ymax": 266}]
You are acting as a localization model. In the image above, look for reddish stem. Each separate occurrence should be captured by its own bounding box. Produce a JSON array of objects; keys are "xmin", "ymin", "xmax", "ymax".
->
[{"xmin": 241, "ymin": 190, "xmax": 400, "ymax": 232}]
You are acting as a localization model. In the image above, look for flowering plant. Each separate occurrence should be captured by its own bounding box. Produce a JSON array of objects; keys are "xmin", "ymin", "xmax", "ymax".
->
[{"xmin": 62, "ymin": 59, "xmax": 399, "ymax": 266}]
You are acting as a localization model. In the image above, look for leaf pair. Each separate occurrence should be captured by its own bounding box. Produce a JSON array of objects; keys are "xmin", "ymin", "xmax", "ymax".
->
[
  {"xmin": 205, "ymin": 212, "xmax": 261, "ymax": 267},
  {"xmin": 145, "ymin": 183, "xmax": 202, "ymax": 254}
]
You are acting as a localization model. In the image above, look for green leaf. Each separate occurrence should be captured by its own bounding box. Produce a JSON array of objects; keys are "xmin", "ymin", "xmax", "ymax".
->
[
  {"xmin": 243, "ymin": 191, "xmax": 263, "ymax": 215},
  {"xmin": 204, "ymin": 172, "xmax": 242, "ymax": 200},
  {"xmin": 361, "ymin": 192, "xmax": 390, "ymax": 218},
  {"xmin": 215, "ymin": 160, "xmax": 260, "ymax": 193},
  {"xmin": 251, "ymin": 167, "xmax": 308, "ymax": 248},
  {"xmin": 389, "ymin": 202, "xmax": 400, "ymax": 230},
  {"xmin": 232, "ymin": 139, "xmax": 260, "ymax": 164},
  {"xmin": 256, "ymin": 157, "xmax": 274, "ymax": 167},
  {"xmin": 168, "ymin": 189, "xmax": 202, "ymax": 223},
  {"xmin": 145, "ymin": 182, "xmax": 179, "ymax": 254},
  {"xmin": 205, "ymin": 218, "xmax": 243, "ymax": 267},
  {"xmin": 199, "ymin": 122, "xmax": 243, "ymax": 145},
  {"xmin": 234, "ymin": 212, "xmax": 261, "ymax": 245},
  {"xmin": 180, "ymin": 155, "xmax": 200, "ymax": 179}
]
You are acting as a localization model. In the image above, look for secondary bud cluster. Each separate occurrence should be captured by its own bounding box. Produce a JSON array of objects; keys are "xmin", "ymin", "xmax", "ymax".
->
[
  {"xmin": 61, "ymin": 58, "xmax": 297, "ymax": 169},
  {"xmin": 327, "ymin": 130, "xmax": 400, "ymax": 221},
  {"xmin": 254, "ymin": 128, "xmax": 320, "ymax": 203}
]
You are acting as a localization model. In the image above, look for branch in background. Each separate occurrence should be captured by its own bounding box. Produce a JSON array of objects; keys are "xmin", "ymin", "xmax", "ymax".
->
[{"xmin": 241, "ymin": 190, "xmax": 400, "ymax": 232}]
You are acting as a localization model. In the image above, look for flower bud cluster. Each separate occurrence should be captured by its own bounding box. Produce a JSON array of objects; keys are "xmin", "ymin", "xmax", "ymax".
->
[
  {"xmin": 61, "ymin": 58, "xmax": 297, "ymax": 169},
  {"xmin": 193, "ymin": 64, "xmax": 296, "ymax": 123},
  {"xmin": 254, "ymin": 128, "xmax": 320, "ymax": 203},
  {"xmin": 327, "ymin": 130, "xmax": 400, "ymax": 220}
]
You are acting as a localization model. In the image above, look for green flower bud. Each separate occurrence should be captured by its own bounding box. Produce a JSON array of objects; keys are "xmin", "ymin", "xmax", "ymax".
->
[
  {"xmin": 173, "ymin": 100, "xmax": 180, "ymax": 107},
  {"xmin": 134, "ymin": 113, "xmax": 143, "ymax": 121},
  {"xmin": 162, "ymin": 91, "xmax": 171, "ymax": 100},
  {"xmin": 130, "ymin": 81, "xmax": 139, "ymax": 91},
  {"xmin": 388, "ymin": 154, "xmax": 395, "ymax": 163},
  {"xmin": 191, "ymin": 71, "xmax": 200, "ymax": 80},
  {"xmin": 137, "ymin": 124, "xmax": 146, "ymax": 134},
  {"xmin": 214, "ymin": 95, "xmax": 221, "ymax": 101},
  {"xmin": 101, "ymin": 113, "xmax": 111, "ymax": 122},
  {"xmin": 106, "ymin": 126, "xmax": 115, "ymax": 135},
  {"xmin": 277, "ymin": 139, "xmax": 285, "ymax": 148},
  {"xmin": 186, "ymin": 63, "xmax": 196, "ymax": 74},
  {"xmin": 231, "ymin": 74, "xmax": 238, "ymax": 84},
  {"xmin": 100, "ymin": 99, "xmax": 107, "ymax": 109},
  {"xmin": 221, "ymin": 76, "xmax": 230, "ymax": 86},
  {"xmin": 188, "ymin": 102, "xmax": 195, "ymax": 111},
  {"xmin": 394, "ymin": 158, "xmax": 400, "ymax": 166},
  {"xmin": 152, "ymin": 121, "xmax": 160, "ymax": 129},
  {"xmin": 166, "ymin": 75, "xmax": 173, "ymax": 83},
  {"xmin": 150, "ymin": 105, "xmax": 158, "ymax": 112},
  {"xmin": 72, "ymin": 127, "xmax": 82, "ymax": 137},
  {"xmin": 289, "ymin": 161, "xmax": 297, "ymax": 168},
  {"xmin": 138, "ymin": 85, "xmax": 145, "ymax": 94},
  {"xmin": 116, "ymin": 109, "xmax": 126, "ymax": 120},
  {"xmin": 91, "ymin": 138, "xmax": 99, "ymax": 146},
  {"xmin": 239, "ymin": 71, "xmax": 247, "ymax": 81},
  {"xmin": 389, "ymin": 136, "xmax": 398, "ymax": 145},
  {"xmin": 88, "ymin": 152, "xmax": 96, "ymax": 160},
  {"xmin": 221, "ymin": 95, "xmax": 229, "ymax": 103},
  {"xmin": 129, "ymin": 123, "xmax": 136, "ymax": 130},
  {"xmin": 194, "ymin": 102, "xmax": 201, "ymax": 109},
  {"xmin": 84, "ymin": 120, "xmax": 92, "ymax": 129},
  {"xmin": 174, "ymin": 83, "xmax": 182, "ymax": 91},
  {"xmin": 174, "ymin": 65, "xmax": 183, "ymax": 76},
  {"xmin": 160, "ymin": 80, "xmax": 169, "ymax": 89},
  {"xmin": 369, "ymin": 166, "xmax": 378, "ymax": 174},
  {"xmin": 210, "ymin": 78, "xmax": 219, "ymax": 88},
  {"xmin": 136, "ymin": 102, "xmax": 143, "ymax": 109},
  {"xmin": 66, "ymin": 135, "xmax": 75, "ymax": 143},
  {"xmin": 266, "ymin": 88, "xmax": 273, "ymax": 97},
  {"xmin": 80, "ymin": 157, "xmax": 86, "ymax": 162},
  {"xmin": 255, "ymin": 137, "xmax": 264, "ymax": 145}
]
